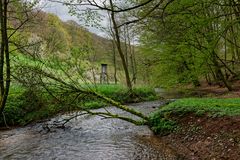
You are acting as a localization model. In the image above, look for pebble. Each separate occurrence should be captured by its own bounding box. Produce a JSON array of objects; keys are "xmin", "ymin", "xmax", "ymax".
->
[
  {"xmin": 229, "ymin": 138, "xmax": 234, "ymax": 142},
  {"xmin": 1, "ymin": 135, "xmax": 8, "ymax": 139}
]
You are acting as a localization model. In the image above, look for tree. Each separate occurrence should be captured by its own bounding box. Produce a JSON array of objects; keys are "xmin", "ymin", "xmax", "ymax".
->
[
  {"xmin": 139, "ymin": 0, "xmax": 240, "ymax": 90},
  {"xmin": 108, "ymin": 0, "xmax": 133, "ymax": 90},
  {"xmin": 0, "ymin": 0, "xmax": 10, "ymax": 113},
  {"xmin": 1, "ymin": 0, "xmax": 166, "ymax": 128},
  {"xmin": 0, "ymin": 0, "xmax": 39, "ymax": 113},
  {"xmin": 51, "ymin": 0, "xmax": 160, "ymax": 91}
]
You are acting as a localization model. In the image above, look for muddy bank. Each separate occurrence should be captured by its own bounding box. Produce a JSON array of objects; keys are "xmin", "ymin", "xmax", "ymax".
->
[{"xmin": 158, "ymin": 114, "xmax": 240, "ymax": 159}]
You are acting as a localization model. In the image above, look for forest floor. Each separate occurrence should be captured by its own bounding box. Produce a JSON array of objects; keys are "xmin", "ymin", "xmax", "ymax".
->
[
  {"xmin": 158, "ymin": 114, "xmax": 240, "ymax": 159},
  {"xmin": 162, "ymin": 80, "xmax": 240, "ymax": 99},
  {"xmin": 193, "ymin": 80, "xmax": 240, "ymax": 98}
]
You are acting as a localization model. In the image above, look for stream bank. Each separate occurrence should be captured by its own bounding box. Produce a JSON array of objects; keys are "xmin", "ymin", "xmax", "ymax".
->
[
  {"xmin": 150, "ymin": 98, "xmax": 240, "ymax": 159},
  {"xmin": 157, "ymin": 114, "xmax": 240, "ymax": 159}
]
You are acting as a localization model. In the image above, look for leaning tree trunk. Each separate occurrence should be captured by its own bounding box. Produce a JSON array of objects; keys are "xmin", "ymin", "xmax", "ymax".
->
[{"xmin": 212, "ymin": 52, "xmax": 232, "ymax": 91}]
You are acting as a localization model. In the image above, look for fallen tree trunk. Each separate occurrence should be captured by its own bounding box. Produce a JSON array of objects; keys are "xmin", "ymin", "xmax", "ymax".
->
[{"xmin": 27, "ymin": 66, "xmax": 150, "ymax": 127}]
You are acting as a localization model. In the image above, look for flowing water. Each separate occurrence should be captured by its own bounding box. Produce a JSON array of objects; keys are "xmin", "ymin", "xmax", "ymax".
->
[{"xmin": 0, "ymin": 101, "xmax": 181, "ymax": 160}]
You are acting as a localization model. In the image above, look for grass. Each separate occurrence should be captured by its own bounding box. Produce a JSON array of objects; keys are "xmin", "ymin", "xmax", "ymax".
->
[
  {"xmin": 94, "ymin": 84, "xmax": 157, "ymax": 103},
  {"xmin": 0, "ymin": 84, "xmax": 158, "ymax": 127},
  {"xmin": 159, "ymin": 98, "xmax": 240, "ymax": 117},
  {"xmin": 149, "ymin": 98, "xmax": 240, "ymax": 135}
]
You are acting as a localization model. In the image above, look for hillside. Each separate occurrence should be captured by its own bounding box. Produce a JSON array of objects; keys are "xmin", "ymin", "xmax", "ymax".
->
[
  {"xmin": 11, "ymin": 10, "xmax": 125, "ymax": 84},
  {"xmin": 28, "ymin": 11, "xmax": 112, "ymax": 61}
]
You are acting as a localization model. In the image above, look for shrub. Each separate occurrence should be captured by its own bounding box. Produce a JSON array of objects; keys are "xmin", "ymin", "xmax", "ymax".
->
[{"xmin": 149, "ymin": 111, "xmax": 178, "ymax": 135}]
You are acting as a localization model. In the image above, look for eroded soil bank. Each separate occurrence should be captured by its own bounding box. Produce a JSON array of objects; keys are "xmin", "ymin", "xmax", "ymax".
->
[{"xmin": 159, "ymin": 114, "xmax": 240, "ymax": 159}]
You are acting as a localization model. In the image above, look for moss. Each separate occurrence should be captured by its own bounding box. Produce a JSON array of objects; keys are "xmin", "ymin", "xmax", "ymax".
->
[{"xmin": 82, "ymin": 101, "xmax": 107, "ymax": 109}]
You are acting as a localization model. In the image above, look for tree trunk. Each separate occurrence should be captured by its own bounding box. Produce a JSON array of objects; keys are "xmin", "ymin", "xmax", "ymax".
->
[
  {"xmin": 0, "ymin": 0, "xmax": 11, "ymax": 113},
  {"xmin": 0, "ymin": 0, "xmax": 5, "ymax": 97},
  {"xmin": 212, "ymin": 52, "xmax": 232, "ymax": 91},
  {"xmin": 112, "ymin": 40, "xmax": 118, "ymax": 84},
  {"xmin": 109, "ymin": 0, "xmax": 132, "ymax": 91},
  {"xmin": 123, "ymin": 25, "xmax": 129, "ymax": 68}
]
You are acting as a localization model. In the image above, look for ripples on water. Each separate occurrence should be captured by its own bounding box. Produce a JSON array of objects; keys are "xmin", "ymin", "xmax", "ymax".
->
[{"xmin": 0, "ymin": 101, "xmax": 180, "ymax": 160}]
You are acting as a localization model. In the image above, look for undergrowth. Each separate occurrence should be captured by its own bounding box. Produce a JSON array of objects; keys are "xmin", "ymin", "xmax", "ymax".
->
[
  {"xmin": 0, "ymin": 84, "xmax": 158, "ymax": 127},
  {"xmin": 149, "ymin": 98, "xmax": 240, "ymax": 135}
]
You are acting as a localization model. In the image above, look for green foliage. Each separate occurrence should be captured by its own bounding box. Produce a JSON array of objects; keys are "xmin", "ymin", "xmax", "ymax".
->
[
  {"xmin": 0, "ymin": 84, "xmax": 158, "ymax": 127},
  {"xmin": 82, "ymin": 101, "xmax": 107, "ymax": 109},
  {"xmin": 161, "ymin": 98, "xmax": 240, "ymax": 117},
  {"xmin": 149, "ymin": 98, "xmax": 240, "ymax": 135},
  {"xmin": 149, "ymin": 111, "xmax": 178, "ymax": 136},
  {"xmin": 0, "ymin": 86, "xmax": 26, "ymax": 126},
  {"xmin": 95, "ymin": 85, "xmax": 128, "ymax": 103},
  {"xmin": 139, "ymin": 0, "xmax": 240, "ymax": 88}
]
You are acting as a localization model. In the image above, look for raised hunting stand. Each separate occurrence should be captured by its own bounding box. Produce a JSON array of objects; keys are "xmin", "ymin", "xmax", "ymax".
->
[{"xmin": 100, "ymin": 64, "xmax": 108, "ymax": 84}]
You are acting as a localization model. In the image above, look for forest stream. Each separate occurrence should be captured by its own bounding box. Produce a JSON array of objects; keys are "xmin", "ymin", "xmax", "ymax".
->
[{"xmin": 0, "ymin": 101, "xmax": 183, "ymax": 160}]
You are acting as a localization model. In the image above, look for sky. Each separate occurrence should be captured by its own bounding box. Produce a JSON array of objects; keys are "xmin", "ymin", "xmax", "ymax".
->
[{"xmin": 42, "ymin": 1, "xmax": 108, "ymax": 37}]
